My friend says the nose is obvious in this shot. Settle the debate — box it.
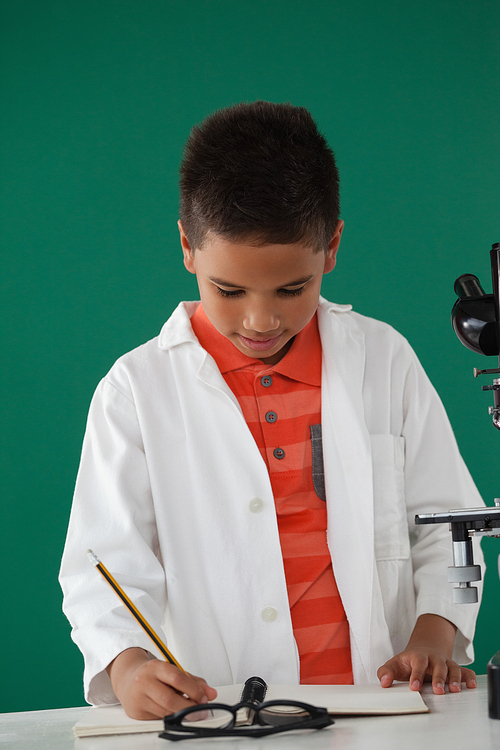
[242,301,280,333]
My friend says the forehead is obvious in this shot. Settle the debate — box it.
[197,233,324,286]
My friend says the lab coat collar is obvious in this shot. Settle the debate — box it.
[157,301,201,350]
[157,301,244,409]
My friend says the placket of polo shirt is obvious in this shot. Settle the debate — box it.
[256,371,286,464]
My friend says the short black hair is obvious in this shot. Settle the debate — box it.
[179,101,340,252]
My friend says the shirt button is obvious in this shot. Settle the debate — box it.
[273,447,285,460]
[265,411,277,423]
[249,497,264,513]
[261,607,277,622]
[261,375,273,387]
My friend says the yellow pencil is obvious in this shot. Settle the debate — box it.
[86,549,186,673]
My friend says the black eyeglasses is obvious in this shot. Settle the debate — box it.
[160,698,334,741]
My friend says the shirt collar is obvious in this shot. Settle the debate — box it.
[191,304,322,386]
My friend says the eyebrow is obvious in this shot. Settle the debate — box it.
[208,275,315,289]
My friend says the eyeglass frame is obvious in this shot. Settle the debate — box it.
[159,698,334,741]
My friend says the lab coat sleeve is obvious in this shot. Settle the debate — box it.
[401,347,485,663]
[59,377,168,705]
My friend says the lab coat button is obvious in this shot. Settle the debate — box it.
[273,447,285,460]
[261,376,273,387]
[265,411,277,423]
[261,607,277,622]
[249,497,264,513]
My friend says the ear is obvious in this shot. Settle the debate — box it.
[178,220,196,274]
[323,219,344,275]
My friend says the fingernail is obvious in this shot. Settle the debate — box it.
[411,680,421,690]
[451,682,461,691]
[435,682,445,693]
[200,696,208,704]
[381,675,391,687]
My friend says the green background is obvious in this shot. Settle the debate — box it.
[1,0,499,713]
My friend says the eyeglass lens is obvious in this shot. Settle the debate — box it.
[176,703,314,729]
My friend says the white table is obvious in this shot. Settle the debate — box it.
[1,677,499,750]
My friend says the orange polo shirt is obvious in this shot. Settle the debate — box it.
[191,304,353,684]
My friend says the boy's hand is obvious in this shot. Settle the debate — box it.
[377,614,477,695]
[377,647,477,694]
[107,647,218,720]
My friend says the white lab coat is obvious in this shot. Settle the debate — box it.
[59,297,484,705]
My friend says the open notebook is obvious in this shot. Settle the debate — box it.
[73,682,429,737]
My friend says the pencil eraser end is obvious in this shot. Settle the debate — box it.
[86,549,99,566]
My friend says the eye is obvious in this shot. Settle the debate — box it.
[278,286,305,297]
[215,286,244,298]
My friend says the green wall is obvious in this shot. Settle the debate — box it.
[1,0,499,713]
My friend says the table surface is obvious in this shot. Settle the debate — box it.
[1,676,499,750]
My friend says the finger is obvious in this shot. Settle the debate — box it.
[127,694,184,721]
[152,663,212,705]
[120,680,194,721]
[123,697,164,722]
[377,655,414,686]
[377,663,396,688]
[448,662,477,693]
[146,681,205,718]
[128,662,211,719]
[132,687,199,720]
[136,669,213,719]
[190,674,218,701]
[447,661,463,693]
[428,658,448,695]
[408,655,429,692]
[460,666,477,690]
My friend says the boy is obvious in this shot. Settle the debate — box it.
[60,101,484,720]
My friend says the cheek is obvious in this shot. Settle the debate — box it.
[204,296,239,333]
[292,292,319,324]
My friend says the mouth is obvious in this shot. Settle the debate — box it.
[238,333,282,352]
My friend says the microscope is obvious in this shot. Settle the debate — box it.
[415,242,500,719]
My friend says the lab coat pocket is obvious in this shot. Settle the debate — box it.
[370,434,410,560]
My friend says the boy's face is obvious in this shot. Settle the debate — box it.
[179,221,343,365]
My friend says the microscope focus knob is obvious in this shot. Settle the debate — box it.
[448,565,481,604]
[452,586,479,604]
[447,565,482,583]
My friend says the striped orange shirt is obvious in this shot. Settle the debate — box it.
[191,304,353,684]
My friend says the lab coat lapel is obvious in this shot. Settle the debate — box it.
[318,301,377,682]
[160,301,244,412]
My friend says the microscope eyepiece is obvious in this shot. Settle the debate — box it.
[454,274,487,299]
[452,273,498,356]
